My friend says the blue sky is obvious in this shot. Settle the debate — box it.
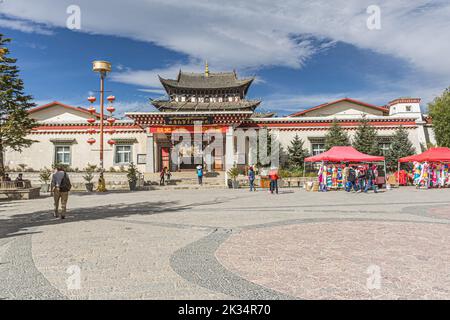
[1,1,449,117]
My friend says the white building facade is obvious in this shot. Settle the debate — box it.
[4,97,435,175]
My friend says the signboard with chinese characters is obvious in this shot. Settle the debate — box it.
[164,116,213,126]
[150,126,227,134]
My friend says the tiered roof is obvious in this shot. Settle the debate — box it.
[159,70,254,92]
[152,100,261,112]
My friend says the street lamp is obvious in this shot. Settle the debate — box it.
[86,60,116,192]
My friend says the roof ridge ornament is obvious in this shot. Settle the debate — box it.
[205,60,209,77]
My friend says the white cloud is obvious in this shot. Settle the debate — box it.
[0,17,53,35]
[1,0,449,75]
[1,0,449,114]
[137,88,167,95]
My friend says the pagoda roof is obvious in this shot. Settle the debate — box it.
[151,100,261,112]
[159,71,254,92]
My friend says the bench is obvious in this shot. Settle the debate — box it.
[0,180,41,200]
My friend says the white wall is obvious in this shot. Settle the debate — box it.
[5,131,148,172]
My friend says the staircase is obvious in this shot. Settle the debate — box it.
[143,171,226,190]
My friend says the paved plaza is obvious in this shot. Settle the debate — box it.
[1,187,449,300]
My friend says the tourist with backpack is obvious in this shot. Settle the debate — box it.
[346,166,358,192]
[51,166,71,219]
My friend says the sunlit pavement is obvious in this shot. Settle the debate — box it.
[1,187,449,299]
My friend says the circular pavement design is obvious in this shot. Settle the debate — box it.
[215,221,450,299]
[427,207,450,220]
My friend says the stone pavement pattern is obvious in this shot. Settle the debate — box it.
[0,187,449,299]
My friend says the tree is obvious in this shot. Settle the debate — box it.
[353,115,379,155]
[324,119,350,150]
[0,34,36,178]
[428,87,450,148]
[385,126,415,171]
[287,134,309,168]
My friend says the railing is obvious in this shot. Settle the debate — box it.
[0,180,32,190]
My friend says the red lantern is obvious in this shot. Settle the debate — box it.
[107,139,116,145]
[87,128,96,135]
[87,138,96,145]
[107,129,116,135]
[87,118,96,124]
[88,96,96,103]
[107,117,116,124]
[88,106,96,113]
[107,95,116,102]
[106,106,116,113]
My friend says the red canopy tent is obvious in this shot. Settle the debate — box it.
[399,147,450,163]
[305,146,385,163]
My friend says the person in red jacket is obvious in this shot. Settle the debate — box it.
[268,168,279,194]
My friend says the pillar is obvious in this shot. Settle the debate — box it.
[225,126,235,184]
[415,118,429,152]
[145,132,155,173]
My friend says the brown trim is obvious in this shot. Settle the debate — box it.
[288,98,389,117]
[29,101,102,118]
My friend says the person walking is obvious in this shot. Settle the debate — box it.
[343,164,350,187]
[165,168,172,184]
[346,166,357,192]
[51,166,71,219]
[248,166,256,191]
[356,166,366,193]
[268,168,279,194]
[364,164,379,193]
[160,167,166,185]
[197,165,203,185]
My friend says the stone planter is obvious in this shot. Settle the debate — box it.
[232,180,240,189]
[85,182,94,192]
[40,183,50,193]
[129,180,137,191]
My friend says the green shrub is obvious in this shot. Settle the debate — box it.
[227,166,239,180]
[126,162,139,182]
[83,164,97,183]
[39,167,52,184]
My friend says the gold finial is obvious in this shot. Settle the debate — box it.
[205,60,209,77]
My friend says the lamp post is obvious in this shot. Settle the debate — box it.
[87,60,116,192]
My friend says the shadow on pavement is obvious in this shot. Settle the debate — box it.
[0,200,183,241]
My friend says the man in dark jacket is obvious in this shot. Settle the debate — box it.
[346,166,358,192]
[364,165,379,193]
[51,166,71,219]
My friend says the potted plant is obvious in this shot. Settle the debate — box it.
[227,166,240,189]
[83,164,97,192]
[39,167,52,192]
[126,162,139,191]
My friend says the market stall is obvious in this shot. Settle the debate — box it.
[399,147,450,188]
[304,146,386,191]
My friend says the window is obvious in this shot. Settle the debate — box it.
[312,143,325,156]
[115,145,132,164]
[378,142,391,155]
[406,105,412,112]
[55,146,71,165]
